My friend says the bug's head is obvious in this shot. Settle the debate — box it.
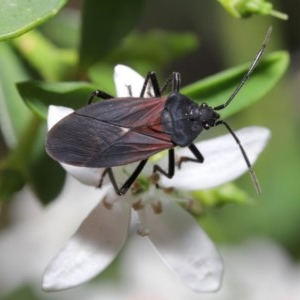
[198,103,220,130]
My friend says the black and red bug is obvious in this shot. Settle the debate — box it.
[46,27,272,195]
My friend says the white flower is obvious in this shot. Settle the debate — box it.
[42,65,270,293]
[2,194,300,300]
[84,238,300,300]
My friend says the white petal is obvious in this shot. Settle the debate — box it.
[160,126,270,190]
[60,164,105,187]
[137,199,223,292]
[114,64,152,97]
[47,105,73,130]
[0,176,102,295]
[42,199,131,291]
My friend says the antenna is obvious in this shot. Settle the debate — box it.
[214,26,272,111]
[216,120,262,194]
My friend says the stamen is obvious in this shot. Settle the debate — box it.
[103,197,113,209]
[148,172,160,184]
[137,227,150,237]
[162,187,174,194]
[152,201,163,214]
[132,199,144,210]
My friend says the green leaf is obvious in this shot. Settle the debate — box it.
[88,63,115,95]
[79,0,145,70]
[0,0,68,41]
[0,115,66,203]
[12,30,77,81]
[18,52,289,122]
[181,51,289,118]
[0,43,32,148]
[17,81,98,120]
[19,118,66,204]
[0,168,25,201]
[0,116,41,202]
[30,154,66,205]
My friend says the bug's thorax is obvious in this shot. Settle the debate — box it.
[162,93,220,147]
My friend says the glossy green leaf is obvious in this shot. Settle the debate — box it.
[79,0,145,69]
[17,81,98,120]
[181,51,289,118]
[0,0,68,41]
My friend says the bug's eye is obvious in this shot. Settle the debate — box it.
[203,122,210,130]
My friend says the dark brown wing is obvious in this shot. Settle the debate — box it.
[46,97,174,167]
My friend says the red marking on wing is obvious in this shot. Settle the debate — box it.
[46,97,175,167]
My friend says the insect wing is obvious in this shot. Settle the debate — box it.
[76,97,163,127]
[46,97,174,167]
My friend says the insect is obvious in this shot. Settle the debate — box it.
[46,27,272,196]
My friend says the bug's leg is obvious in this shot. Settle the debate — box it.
[153,149,175,179]
[139,71,181,98]
[118,159,148,195]
[160,72,181,94]
[88,90,114,104]
[98,168,117,192]
[140,72,161,97]
[99,160,148,196]
[177,143,204,168]
[126,85,133,97]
